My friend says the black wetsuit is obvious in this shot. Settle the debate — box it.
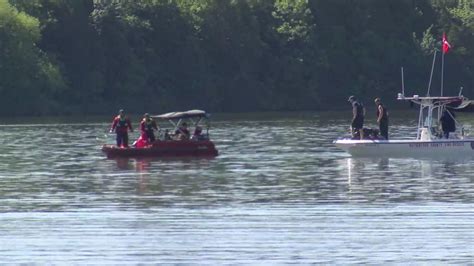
[352,101,364,130]
[440,110,455,138]
[376,103,389,140]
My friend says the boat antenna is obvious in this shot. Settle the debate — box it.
[427,50,437,96]
[459,86,463,96]
[401,67,405,96]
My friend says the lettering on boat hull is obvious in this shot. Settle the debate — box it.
[409,142,465,148]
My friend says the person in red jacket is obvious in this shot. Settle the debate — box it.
[140,113,158,143]
[110,109,133,147]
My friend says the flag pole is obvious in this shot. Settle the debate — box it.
[441,48,445,97]
[441,32,451,96]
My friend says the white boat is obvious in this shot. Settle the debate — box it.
[335,43,474,158]
[333,94,474,158]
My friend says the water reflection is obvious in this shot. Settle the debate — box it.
[344,157,474,203]
[114,158,135,170]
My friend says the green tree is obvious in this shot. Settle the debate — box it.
[0,0,64,115]
[2,0,474,115]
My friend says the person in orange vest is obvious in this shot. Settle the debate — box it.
[109,109,133,147]
[140,113,158,143]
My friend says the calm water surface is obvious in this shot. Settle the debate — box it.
[0,112,472,264]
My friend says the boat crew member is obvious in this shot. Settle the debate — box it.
[374,97,389,140]
[175,122,190,140]
[110,109,133,148]
[440,109,456,139]
[140,113,158,143]
[348,96,365,139]
[191,126,205,141]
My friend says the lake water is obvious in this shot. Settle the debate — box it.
[0,112,472,264]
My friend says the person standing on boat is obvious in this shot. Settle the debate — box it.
[110,109,133,148]
[348,96,365,139]
[440,109,456,139]
[140,113,158,143]
[374,97,389,140]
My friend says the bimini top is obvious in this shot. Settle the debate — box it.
[397,93,463,105]
[151,109,209,120]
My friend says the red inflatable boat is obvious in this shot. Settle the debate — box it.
[102,110,219,158]
[101,140,218,158]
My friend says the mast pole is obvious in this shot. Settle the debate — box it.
[427,50,437,96]
[417,104,423,139]
[401,67,405,96]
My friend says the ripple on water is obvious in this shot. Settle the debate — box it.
[0,113,472,263]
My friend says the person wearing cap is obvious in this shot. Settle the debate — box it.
[348,96,365,139]
[110,109,133,148]
[140,113,158,143]
[374,97,389,140]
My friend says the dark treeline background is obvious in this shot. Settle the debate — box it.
[1,0,473,116]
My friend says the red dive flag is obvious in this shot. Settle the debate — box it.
[442,32,451,53]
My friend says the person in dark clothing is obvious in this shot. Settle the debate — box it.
[110,109,133,147]
[374,97,389,140]
[440,109,456,139]
[175,122,190,140]
[140,113,158,143]
[348,95,365,139]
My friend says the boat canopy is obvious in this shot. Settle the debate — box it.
[397,94,463,102]
[151,109,209,120]
[448,98,473,112]
[397,94,463,106]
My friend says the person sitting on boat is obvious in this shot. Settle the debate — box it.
[348,96,365,139]
[374,97,389,140]
[191,126,207,141]
[109,109,133,148]
[163,129,172,140]
[140,113,158,143]
[175,122,190,140]
[440,109,456,139]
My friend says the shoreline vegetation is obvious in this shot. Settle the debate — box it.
[1,0,473,116]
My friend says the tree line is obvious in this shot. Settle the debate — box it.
[1,0,473,116]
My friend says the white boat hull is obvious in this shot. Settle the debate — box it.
[333,139,474,157]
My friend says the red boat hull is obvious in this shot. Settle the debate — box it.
[102,140,218,158]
